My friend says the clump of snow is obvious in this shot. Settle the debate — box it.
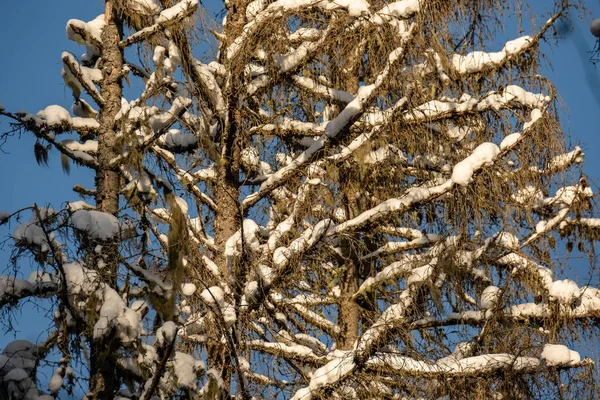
[72,210,120,240]
[48,368,64,393]
[172,195,189,215]
[452,36,532,73]
[181,283,197,296]
[172,351,205,389]
[63,262,99,296]
[0,340,40,399]
[494,231,519,249]
[156,321,177,346]
[374,0,420,23]
[225,219,262,263]
[72,99,97,118]
[2,367,39,399]
[125,0,161,15]
[360,144,406,165]
[155,0,198,24]
[548,185,592,207]
[67,15,103,43]
[2,340,37,373]
[523,108,542,131]
[200,286,225,306]
[13,212,59,253]
[444,123,473,141]
[246,0,267,21]
[480,286,501,309]
[149,97,192,133]
[37,105,72,127]
[451,142,500,186]
[541,344,580,366]
[158,129,198,151]
[336,0,369,16]
[67,201,95,212]
[241,147,260,170]
[548,279,580,304]
[535,220,547,234]
[407,264,434,286]
[27,271,56,285]
[60,139,98,153]
[199,286,236,326]
[500,133,521,150]
[258,264,274,285]
[291,351,355,400]
[579,287,600,311]
[66,14,105,60]
[334,207,346,221]
[151,208,170,224]
[93,287,143,343]
[512,186,544,207]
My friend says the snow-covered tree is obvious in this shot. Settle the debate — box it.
[1,0,600,398]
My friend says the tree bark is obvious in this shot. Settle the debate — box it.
[206,0,248,391]
[89,2,123,398]
[336,42,364,351]
[338,184,361,350]
[96,2,122,218]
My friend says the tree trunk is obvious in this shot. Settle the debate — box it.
[338,183,361,350]
[89,2,123,398]
[207,1,248,391]
[336,42,365,351]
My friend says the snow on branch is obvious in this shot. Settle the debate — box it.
[120,0,199,48]
[365,351,591,377]
[252,120,325,137]
[249,340,326,365]
[71,210,122,241]
[354,237,456,299]
[521,183,593,247]
[530,146,584,175]
[451,36,533,74]
[405,86,550,123]
[3,0,598,398]
[292,315,593,399]
[292,75,354,104]
[243,26,416,208]
[66,14,104,63]
[270,293,340,337]
[152,146,217,211]
[227,0,371,61]
[62,52,104,106]
[1,108,99,169]
[144,96,193,146]
[122,258,171,293]
[12,209,62,255]
[362,233,441,259]
[191,60,226,116]
[413,289,600,330]
[0,274,58,307]
[326,179,454,236]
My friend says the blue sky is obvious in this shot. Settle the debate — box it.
[1,0,600,384]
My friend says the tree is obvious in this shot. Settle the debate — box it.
[1,0,600,398]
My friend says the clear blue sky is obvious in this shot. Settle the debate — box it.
[1,0,600,384]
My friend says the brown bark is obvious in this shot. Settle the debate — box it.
[335,43,364,351]
[206,0,249,391]
[96,2,122,217]
[337,186,360,350]
[89,2,123,399]
[213,0,246,280]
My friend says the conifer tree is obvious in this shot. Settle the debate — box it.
[1,1,600,399]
